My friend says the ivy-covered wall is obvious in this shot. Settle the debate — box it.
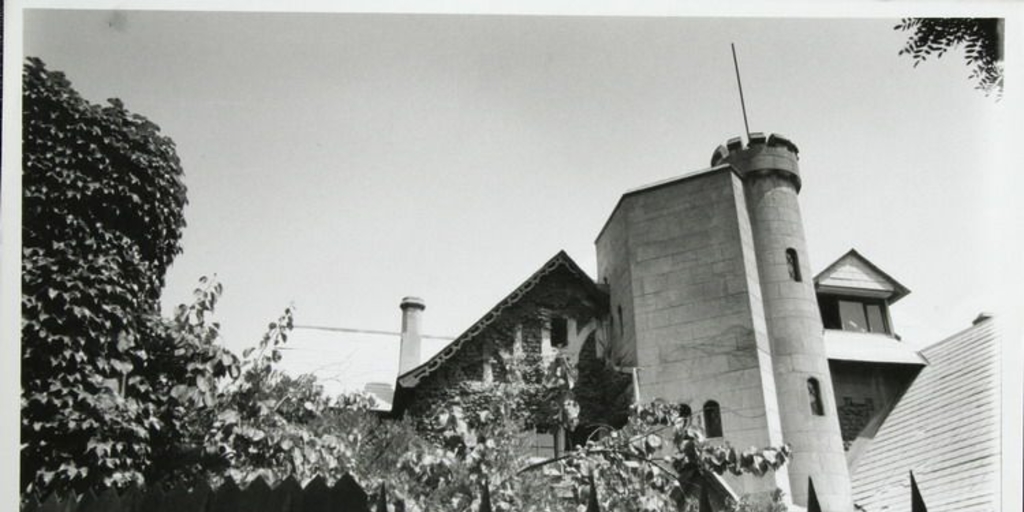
[401,264,613,435]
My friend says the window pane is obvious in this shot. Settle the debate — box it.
[866,304,887,334]
[839,301,869,332]
[808,378,824,416]
[819,296,841,329]
[786,248,802,282]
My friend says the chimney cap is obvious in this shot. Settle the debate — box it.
[400,296,426,311]
[973,312,993,325]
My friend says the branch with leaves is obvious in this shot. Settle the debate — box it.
[895,18,1003,97]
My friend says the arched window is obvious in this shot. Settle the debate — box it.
[808,378,824,416]
[786,248,802,282]
[703,401,723,438]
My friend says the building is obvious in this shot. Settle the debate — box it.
[284,133,1000,512]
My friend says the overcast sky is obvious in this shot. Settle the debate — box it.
[17,7,1020,389]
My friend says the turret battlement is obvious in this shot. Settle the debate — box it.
[711,132,802,191]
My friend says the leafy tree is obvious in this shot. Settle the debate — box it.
[895,18,1004,97]
[21,56,189,494]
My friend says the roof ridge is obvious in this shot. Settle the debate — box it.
[920,317,997,354]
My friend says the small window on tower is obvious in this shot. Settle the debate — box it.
[703,401,723,438]
[786,248,802,282]
[808,378,825,416]
[617,306,624,337]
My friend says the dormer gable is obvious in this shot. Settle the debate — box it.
[814,250,910,337]
[814,249,910,304]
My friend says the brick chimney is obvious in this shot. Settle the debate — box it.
[399,296,426,374]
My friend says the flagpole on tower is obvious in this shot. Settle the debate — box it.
[731,43,752,142]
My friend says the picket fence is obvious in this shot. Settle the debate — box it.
[19,472,636,512]
[20,472,928,512]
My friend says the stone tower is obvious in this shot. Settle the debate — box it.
[714,134,852,510]
[595,133,851,511]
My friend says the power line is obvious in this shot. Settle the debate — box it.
[293,324,456,340]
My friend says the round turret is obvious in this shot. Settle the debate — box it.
[722,133,854,512]
[711,132,802,192]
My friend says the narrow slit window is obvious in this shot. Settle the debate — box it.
[481,339,493,384]
[550,317,568,348]
[786,248,802,282]
[617,306,624,337]
[808,378,825,416]
[703,401,723,438]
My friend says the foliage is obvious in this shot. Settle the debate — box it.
[21,56,188,495]
[132,279,240,487]
[201,304,421,489]
[895,18,1003,97]
[573,336,633,435]
[391,351,577,511]
[725,489,789,512]
[544,401,790,512]
[390,349,791,512]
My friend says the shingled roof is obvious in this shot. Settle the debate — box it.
[849,315,1000,512]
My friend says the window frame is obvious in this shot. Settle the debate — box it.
[818,294,891,335]
[808,378,825,416]
[786,248,802,282]
[703,400,723,438]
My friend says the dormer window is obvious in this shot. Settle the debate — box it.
[813,249,909,337]
[819,295,890,334]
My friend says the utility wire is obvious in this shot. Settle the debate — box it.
[293,324,456,340]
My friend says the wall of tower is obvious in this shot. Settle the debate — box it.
[595,208,638,366]
[718,134,853,512]
[595,167,790,497]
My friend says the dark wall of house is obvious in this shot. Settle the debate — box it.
[829,361,921,449]
[402,266,607,426]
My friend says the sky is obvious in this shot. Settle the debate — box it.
[12,7,1022,392]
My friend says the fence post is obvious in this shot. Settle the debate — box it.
[910,471,928,512]
[375,483,387,512]
[698,482,711,512]
[806,477,821,512]
[333,474,369,512]
[478,483,492,512]
[21,492,41,512]
[586,475,600,512]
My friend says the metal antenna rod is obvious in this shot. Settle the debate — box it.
[731,43,751,141]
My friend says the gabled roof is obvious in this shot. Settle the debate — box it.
[814,249,911,303]
[849,316,1000,512]
[396,251,606,389]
